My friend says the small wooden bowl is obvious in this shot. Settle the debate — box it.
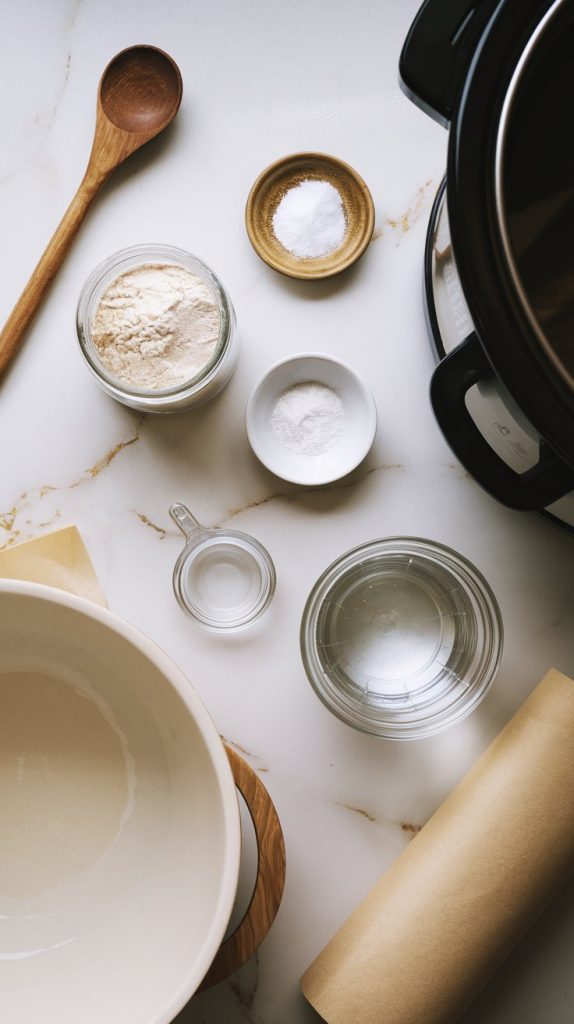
[245,153,375,280]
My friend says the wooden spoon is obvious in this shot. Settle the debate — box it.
[0,45,182,378]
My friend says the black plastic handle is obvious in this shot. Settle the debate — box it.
[430,333,574,510]
[399,0,503,126]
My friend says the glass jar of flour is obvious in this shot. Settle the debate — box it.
[76,245,237,413]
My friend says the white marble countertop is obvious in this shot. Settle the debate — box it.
[1,2,573,1021]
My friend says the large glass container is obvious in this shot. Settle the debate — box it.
[301,537,503,740]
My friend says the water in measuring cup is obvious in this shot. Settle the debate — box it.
[182,537,264,627]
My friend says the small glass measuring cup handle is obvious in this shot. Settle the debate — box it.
[169,502,206,540]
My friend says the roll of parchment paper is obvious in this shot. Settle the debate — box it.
[301,669,574,1024]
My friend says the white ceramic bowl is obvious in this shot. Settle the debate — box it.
[0,580,240,1024]
[246,353,377,485]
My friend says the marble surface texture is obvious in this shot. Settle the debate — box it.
[1,1,573,1022]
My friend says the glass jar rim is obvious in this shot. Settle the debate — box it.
[76,244,233,405]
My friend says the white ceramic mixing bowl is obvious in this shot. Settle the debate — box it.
[0,580,241,1024]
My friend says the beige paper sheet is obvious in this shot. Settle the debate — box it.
[301,668,574,1024]
[0,527,106,606]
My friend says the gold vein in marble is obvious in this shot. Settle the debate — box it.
[340,803,377,823]
[38,511,61,529]
[221,490,291,524]
[221,458,477,529]
[372,179,435,244]
[135,513,168,539]
[220,462,404,524]
[338,801,424,836]
[401,821,423,836]
[228,951,260,1017]
[72,426,142,484]
[0,419,142,549]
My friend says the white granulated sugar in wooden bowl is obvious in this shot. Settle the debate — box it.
[272,180,346,259]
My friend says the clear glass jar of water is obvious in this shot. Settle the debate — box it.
[300,537,503,740]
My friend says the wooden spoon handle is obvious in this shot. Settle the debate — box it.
[198,744,286,990]
[0,176,101,377]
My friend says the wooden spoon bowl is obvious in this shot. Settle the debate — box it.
[99,45,182,134]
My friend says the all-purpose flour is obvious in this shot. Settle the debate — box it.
[91,263,221,391]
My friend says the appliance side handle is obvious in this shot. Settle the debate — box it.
[399,0,503,126]
[430,334,574,510]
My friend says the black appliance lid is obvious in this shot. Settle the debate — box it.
[447,0,574,465]
[496,0,574,393]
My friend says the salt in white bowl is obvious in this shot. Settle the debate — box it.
[246,353,377,485]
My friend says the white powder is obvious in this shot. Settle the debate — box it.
[271,381,345,455]
[91,263,221,391]
[272,180,346,259]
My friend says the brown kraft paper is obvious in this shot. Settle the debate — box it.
[301,668,574,1024]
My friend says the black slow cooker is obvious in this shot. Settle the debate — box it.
[400,0,574,528]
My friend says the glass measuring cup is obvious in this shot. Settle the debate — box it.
[170,503,276,631]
